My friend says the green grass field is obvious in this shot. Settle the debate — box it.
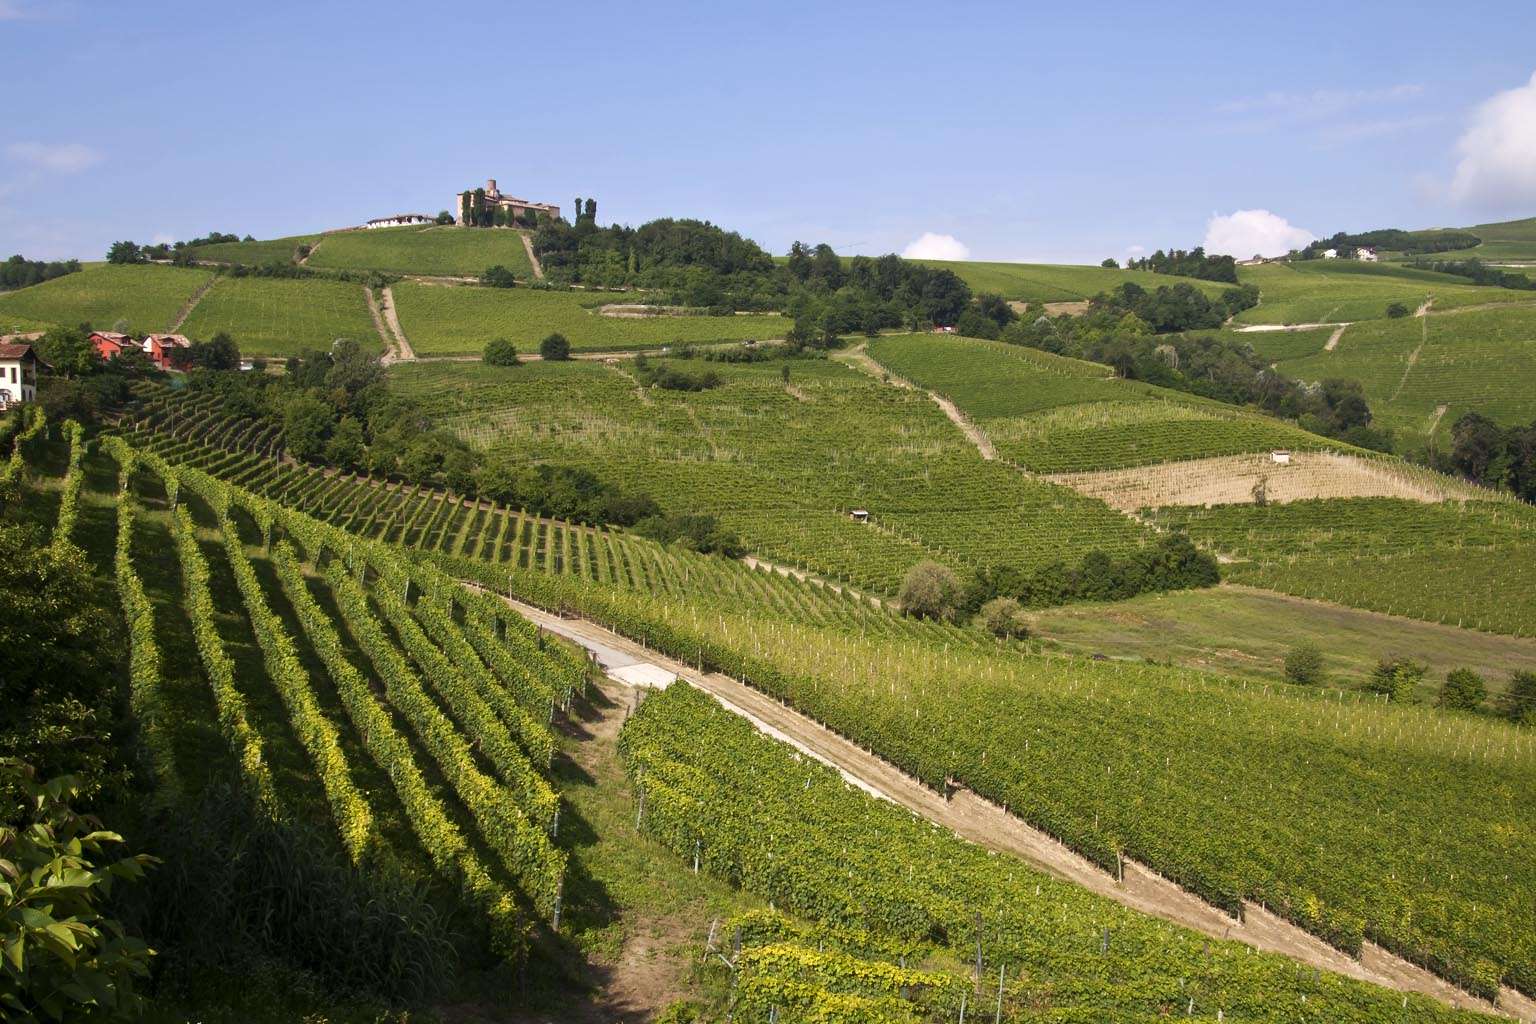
[1278,303,1536,448]
[1233,261,1529,326]
[307,226,534,278]
[914,259,1230,303]
[179,275,381,357]
[1150,497,1536,637]
[186,234,322,265]
[868,334,1343,471]
[392,283,788,355]
[388,356,1156,591]
[0,264,213,335]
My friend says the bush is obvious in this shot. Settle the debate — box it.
[899,560,962,621]
[483,337,519,366]
[1502,670,1536,725]
[1283,642,1325,685]
[1438,668,1486,712]
[1386,302,1410,319]
[539,332,572,361]
[978,596,1029,639]
[1366,656,1426,702]
[480,264,516,288]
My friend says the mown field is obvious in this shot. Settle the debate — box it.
[1232,261,1529,326]
[179,275,380,357]
[913,259,1230,303]
[1150,497,1536,637]
[1279,303,1536,448]
[388,356,1156,591]
[186,233,322,265]
[307,226,534,278]
[0,263,213,334]
[392,283,788,355]
[868,334,1343,471]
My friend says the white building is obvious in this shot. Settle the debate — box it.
[0,341,43,408]
[365,213,434,229]
[1356,247,1379,262]
[1322,248,1338,259]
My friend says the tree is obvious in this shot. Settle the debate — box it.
[899,560,962,621]
[282,394,335,462]
[34,326,99,377]
[1283,642,1324,685]
[540,333,572,361]
[584,198,597,222]
[435,210,454,225]
[1101,258,1119,269]
[480,264,516,288]
[0,761,156,1022]
[193,332,241,371]
[323,415,366,470]
[1366,656,1426,702]
[483,337,520,366]
[1438,668,1486,712]
[1501,670,1536,725]
[1386,302,1410,319]
[105,240,144,265]
[979,596,1029,639]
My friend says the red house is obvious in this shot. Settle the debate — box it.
[142,333,192,370]
[90,331,132,362]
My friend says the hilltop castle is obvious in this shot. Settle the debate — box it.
[456,179,560,227]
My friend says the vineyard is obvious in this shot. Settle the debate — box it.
[867,334,1344,472]
[0,263,214,334]
[179,274,381,356]
[1231,261,1527,326]
[1149,497,1536,637]
[13,423,585,967]
[912,259,1229,303]
[392,283,789,355]
[306,225,537,278]
[622,682,1501,1023]
[185,233,323,265]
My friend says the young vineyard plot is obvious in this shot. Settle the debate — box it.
[179,275,380,357]
[307,225,535,278]
[0,263,214,334]
[911,259,1230,303]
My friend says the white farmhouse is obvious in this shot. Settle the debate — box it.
[366,213,434,229]
[1356,247,1379,262]
[1322,248,1338,259]
[0,341,43,408]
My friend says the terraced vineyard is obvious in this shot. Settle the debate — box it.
[1232,261,1527,326]
[392,283,788,355]
[306,225,535,278]
[868,334,1343,471]
[624,683,1503,1023]
[1149,497,1536,637]
[17,427,585,966]
[0,263,214,334]
[179,274,380,356]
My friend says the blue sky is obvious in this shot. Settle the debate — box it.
[4,0,1536,263]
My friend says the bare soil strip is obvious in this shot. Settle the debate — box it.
[1324,323,1348,351]
[494,593,1530,1020]
[167,277,218,332]
[520,231,544,280]
[377,285,415,363]
[364,286,397,362]
[298,238,321,265]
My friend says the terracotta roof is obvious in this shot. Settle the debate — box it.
[0,343,37,360]
[91,331,131,342]
[144,333,192,348]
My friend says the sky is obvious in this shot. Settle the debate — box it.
[4,0,1536,264]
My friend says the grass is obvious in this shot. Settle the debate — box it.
[179,275,380,356]
[0,311,57,334]
[868,333,1345,471]
[308,225,534,278]
[0,264,213,334]
[912,259,1230,303]
[388,356,1157,592]
[1233,261,1530,326]
[393,282,788,355]
[1027,583,1536,699]
[186,234,322,265]
[1412,215,1536,263]
[1225,324,1338,361]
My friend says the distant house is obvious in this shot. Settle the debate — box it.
[849,508,870,523]
[366,213,434,229]
[1321,248,1338,260]
[142,333,192,370]
[1270,450,1292,465]
[91,331,132,361]
[0,342,44,408]
[1356,247,1379,262]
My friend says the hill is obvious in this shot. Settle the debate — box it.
[910,258,1230,303]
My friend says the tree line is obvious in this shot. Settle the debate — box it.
[1410,258,1536,291]
[1283,643,1536,723]
[1299,228,1481,258]
[1,253,80,291]
[1124,246,1239,283]
[1434,412,1536,502]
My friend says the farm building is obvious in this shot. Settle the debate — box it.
[456,179,560,227]
[1356,246,1379,262]
[142,333,192,370]
[1322,248,1338,259]
[0,342,44,408]
[90,331,132,361]
[1270,450,1292,465]
[849,508,870,523]
[366,213,434,229]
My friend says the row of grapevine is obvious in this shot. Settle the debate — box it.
[622,683,1497,1023]
[0,404,47,498]
[51,419,85,546]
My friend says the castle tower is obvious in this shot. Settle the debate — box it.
[486,178,499,199]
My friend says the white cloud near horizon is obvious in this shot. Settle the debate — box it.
[901,232,970,261]
[1448,71,1536,209]
[1201,210,1314,259]
[6,141,102,174]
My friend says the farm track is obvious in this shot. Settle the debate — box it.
[493,592,1533,1021]
[1391,309,1431,403]
[521,232,544,280]
[298,238,321,265]
[167,276,218,332]
[838,343,998,460]
[377,286,415,363]
[1324,323,1348,351]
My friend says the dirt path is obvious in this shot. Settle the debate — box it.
[1416,298,1435,318]
[298,238,321,266]
[167,277,218,332]
[1427,403,1450,437]
[838,343,998,460]
[364,286,397,362]
[521,232,544,280]
[1391,310,1430,402]
[1323,323,1348,351]
[377,286,415,363]
[1233,321,1349,333]
[493,593,1532,1021]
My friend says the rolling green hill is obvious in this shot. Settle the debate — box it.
[1232,261,1530,325]
[1404,216,1536,263]
[308,225,535,278]
[0,263,213,334]
[913,258,1229,303]
[180,275,380,357]
[185,233,322,264]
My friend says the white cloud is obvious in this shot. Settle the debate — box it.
[1448,71,1536,209]
[1201,210,1314,259]
[6,141,102,174]
[901,232,970,261]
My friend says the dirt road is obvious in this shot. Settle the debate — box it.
[496,593,1532,1021]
